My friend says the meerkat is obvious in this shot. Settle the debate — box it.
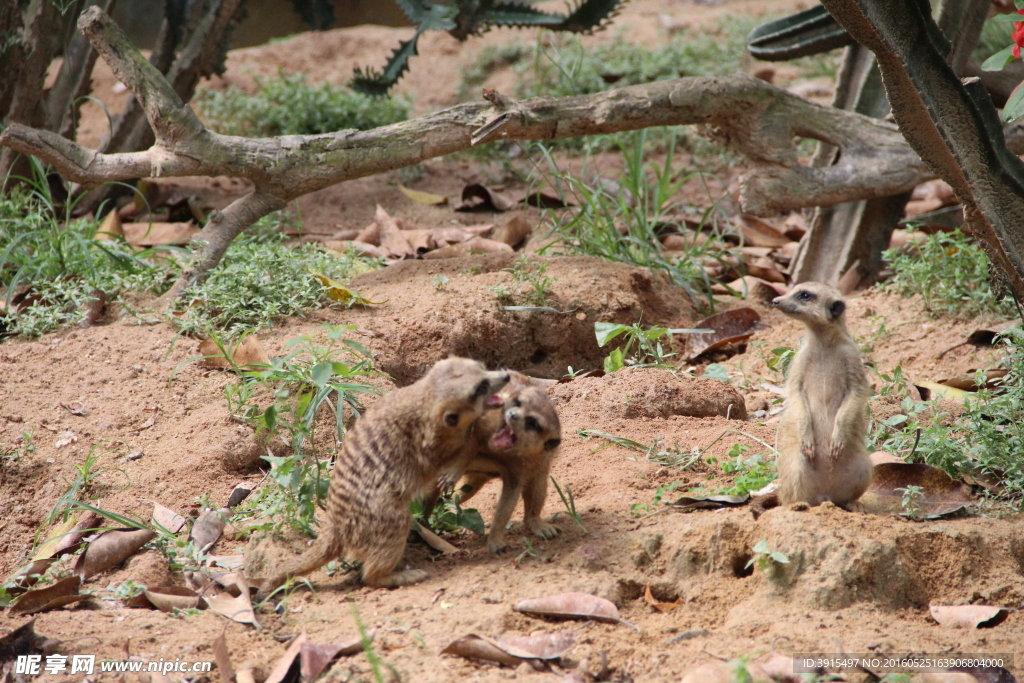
[772,282,872,508]
[256,358,510,600]
[454,372,562,553]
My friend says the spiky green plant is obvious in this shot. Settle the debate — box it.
[351,0,625,95]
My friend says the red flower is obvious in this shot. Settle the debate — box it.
[1014,8,1024,59]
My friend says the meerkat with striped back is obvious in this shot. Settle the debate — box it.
[256,358,509,599]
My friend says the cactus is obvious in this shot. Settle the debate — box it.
[351,0,626,96]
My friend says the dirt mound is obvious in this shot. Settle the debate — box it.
[551,367,747,420]
[334,254,697,384]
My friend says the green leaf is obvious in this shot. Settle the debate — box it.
[594,321,628,347]
[457,508,486,535]
[769,551,790,564]
[751,539,770,554]
[989,12,1024,21]
[703,363,730,383]
[604,348,624,373]
[264,404,277,433]
[1004,80,1024,122]
[884,414,908,427]
[981,44,1016,72]
[311,362,333,390]
[642,326,668,341]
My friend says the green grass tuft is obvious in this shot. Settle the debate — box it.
[194,71,409,137]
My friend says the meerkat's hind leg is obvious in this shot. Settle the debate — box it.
[522,466,559,540]
[358,514,429,588]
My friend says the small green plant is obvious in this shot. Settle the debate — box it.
[44,449,129,533]
[764,345,795,382]
[170,220,380,340]
[896,484,926,519]
[432,273,450,290]
[629,481,684,517]
[882,229,1016,319]
[0,171,178,338]
[579,429,700,470]
[746,539,790,572]
[706,444,777,496]
[551,477,586,531]
[227,326,381,534]
[594,321,676,372]
[538,129,732,309]
[489,255,554,306]
[411,494,485,536]
[350,599,396,683]
[109,580,146,600]
[194,71,409,137]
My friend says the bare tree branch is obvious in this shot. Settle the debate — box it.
[3,6,1021,299]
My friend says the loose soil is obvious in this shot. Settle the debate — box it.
[4,1,1024,682]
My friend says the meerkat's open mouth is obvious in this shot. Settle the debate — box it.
[485,394,504,409]
[490,421,517,450]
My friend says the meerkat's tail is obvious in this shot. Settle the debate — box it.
[256,526,344,601]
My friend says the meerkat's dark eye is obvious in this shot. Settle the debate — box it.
[544,438,561,451]
[525,416,540,431]
[512,398,521,408]
[798,291,813,301]
[445,413,460,427]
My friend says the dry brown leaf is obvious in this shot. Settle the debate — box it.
[643,583,681,613]
[423,237,513,259]
[412,522,459,554]
[492,215,532,247]
[213,632,234,683]
[514,592,634,629]
[374,205,415,259]
[937,320,1020,359]
[152,502,187,534]
[32,513,91,562]
[265,633,306,683]
[128,586,205,612]
[458,183,516,212]
[443,634,523,667]
[124,221,198,246]
[355,221,381,246]
[190,508,230,553]
[75,527,156,579]
[860,463,972,518]
[206,575,258,626]
[95,211,124,240]
[687,307,770,361]
[398,184,447,205]
[520,190,574,209]
[208,555,246,571]
[937,368,1008,392]
[59,400,88,416]
[711,276,786,303]
[736,215,791,248]
[869,451,903,466]
[10,576,88,616]
[929,604,1009,628]
[198,336,271,371]
[300,634,369,681]
[404,230,436,255]
[227,484,252,509]
[670,494,749,512]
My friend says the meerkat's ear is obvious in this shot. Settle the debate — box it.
[544,438,561,451]
[829,299,846,319]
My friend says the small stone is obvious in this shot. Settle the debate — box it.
[665,628,710,645]
[126,451,144,461]
[481,594,502,604]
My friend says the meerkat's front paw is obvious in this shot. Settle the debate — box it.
[801,441,816,462]
[828,437,844,461]
[528,520,560,540]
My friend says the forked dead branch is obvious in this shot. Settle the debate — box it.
[2,6,1022,302]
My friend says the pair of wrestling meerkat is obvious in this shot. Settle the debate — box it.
[257,360,561,599]
[773,282,872,508]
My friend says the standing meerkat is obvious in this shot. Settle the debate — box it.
[256,358,510,600]
[444,371,562,553]
[772,282,872,508]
